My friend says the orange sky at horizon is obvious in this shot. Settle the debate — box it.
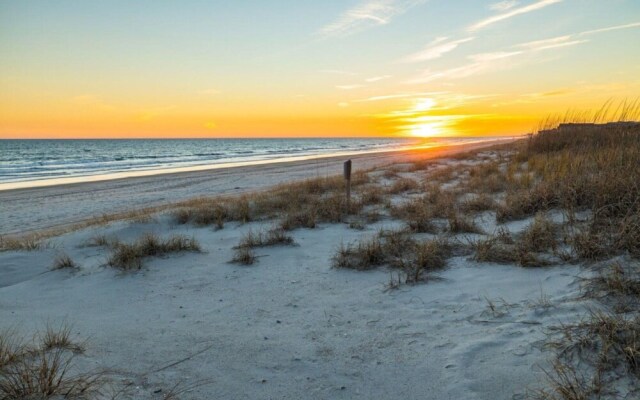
[1,1,639,139]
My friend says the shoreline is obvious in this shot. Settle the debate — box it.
[0,138,518,235]
[0,137,514,191]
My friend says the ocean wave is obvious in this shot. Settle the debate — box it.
[0,137,486,184]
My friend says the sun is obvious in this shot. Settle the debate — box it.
[409,122,443,137]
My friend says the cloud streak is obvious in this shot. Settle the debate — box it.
[317,0,426,38]
[405,19,640,84]
[356,92,448,102]
[468,0,562,32]
[578,21,640,36]
[401,37,475,63]
[516,35,588,51]
[406,34,584,84]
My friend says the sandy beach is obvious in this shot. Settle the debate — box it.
[3,1,639,398]
[6,132,632,399]
[0,139,513,235]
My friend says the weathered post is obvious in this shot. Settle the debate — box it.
[343,159,352,213]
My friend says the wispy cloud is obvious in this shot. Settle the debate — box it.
[407,52,522,84]
[524,88,573,98]
[356,92,448,102]
[317,0,426,38]
[365,75,393,82]
[516,35,587,51]
[512,20,640,52]
[578,21,640,36]
[490,1,519,11]
[468,51,523,62]
[401,37,474,63]
[468,0,562,32]
[407,21,634,84]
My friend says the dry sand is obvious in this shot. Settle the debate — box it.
[0,138,594,399]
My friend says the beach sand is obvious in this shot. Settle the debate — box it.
[0,139,513,234]
[0,138,596,399]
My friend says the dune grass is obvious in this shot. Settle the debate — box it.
[0,235,44,252]
[51,253,78,271]
[107,233,201,270]
[0,325,101,399]
[333,229,453,286]
[519,102,640,397]
[235,227,295,249]
[231,246,257,265]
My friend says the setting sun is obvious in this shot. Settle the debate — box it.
[1,1,639,138]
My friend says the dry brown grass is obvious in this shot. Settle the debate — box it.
[390,185,457,233]
[0,326,101,399]
[499,119,640,231]
[334,230,453,285]
[279,209,317,231]
[391,200,437,233]
[107,233,201,270]
[472,235,546,267]
[358,184,386,206]
[586,262,640,303]
[529,359,601,400]
[82,234,115,248]
[387,177,419,194]
[447,213,482,234]
[519,105,640,397]
[472,236,520,264]
[231,246,257,265]
[235,227,295,249]
[572,211,640,260]
[51,254,78,271]
[0,235,44,252]
[173,202,227,229]
[402,238,452,283]
[40,324,85,354]
[408,159,436,172]
[332,236,385,271]
[426,165,458,183]
[459,194,497,213]
[230,227,294,265]
[519,214,557,253]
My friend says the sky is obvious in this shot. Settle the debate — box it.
[1,0,639,138]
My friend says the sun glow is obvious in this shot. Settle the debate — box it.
[408,122,444,137]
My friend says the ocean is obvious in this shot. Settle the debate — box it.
[0,137,500,186]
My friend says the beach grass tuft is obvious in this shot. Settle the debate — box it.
[107,233,201,270]
[231,246,257,265]
[0,325,101,399]
[51,253,78,271]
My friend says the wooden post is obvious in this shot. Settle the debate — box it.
[343,159,352,213]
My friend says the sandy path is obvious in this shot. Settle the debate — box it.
[0,140,515,234]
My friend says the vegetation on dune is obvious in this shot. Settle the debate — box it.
[518,102,640,398]
[51,253,78,271]
[0,325,101,399]
[107,233,201,270]
[332,229,453,286]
